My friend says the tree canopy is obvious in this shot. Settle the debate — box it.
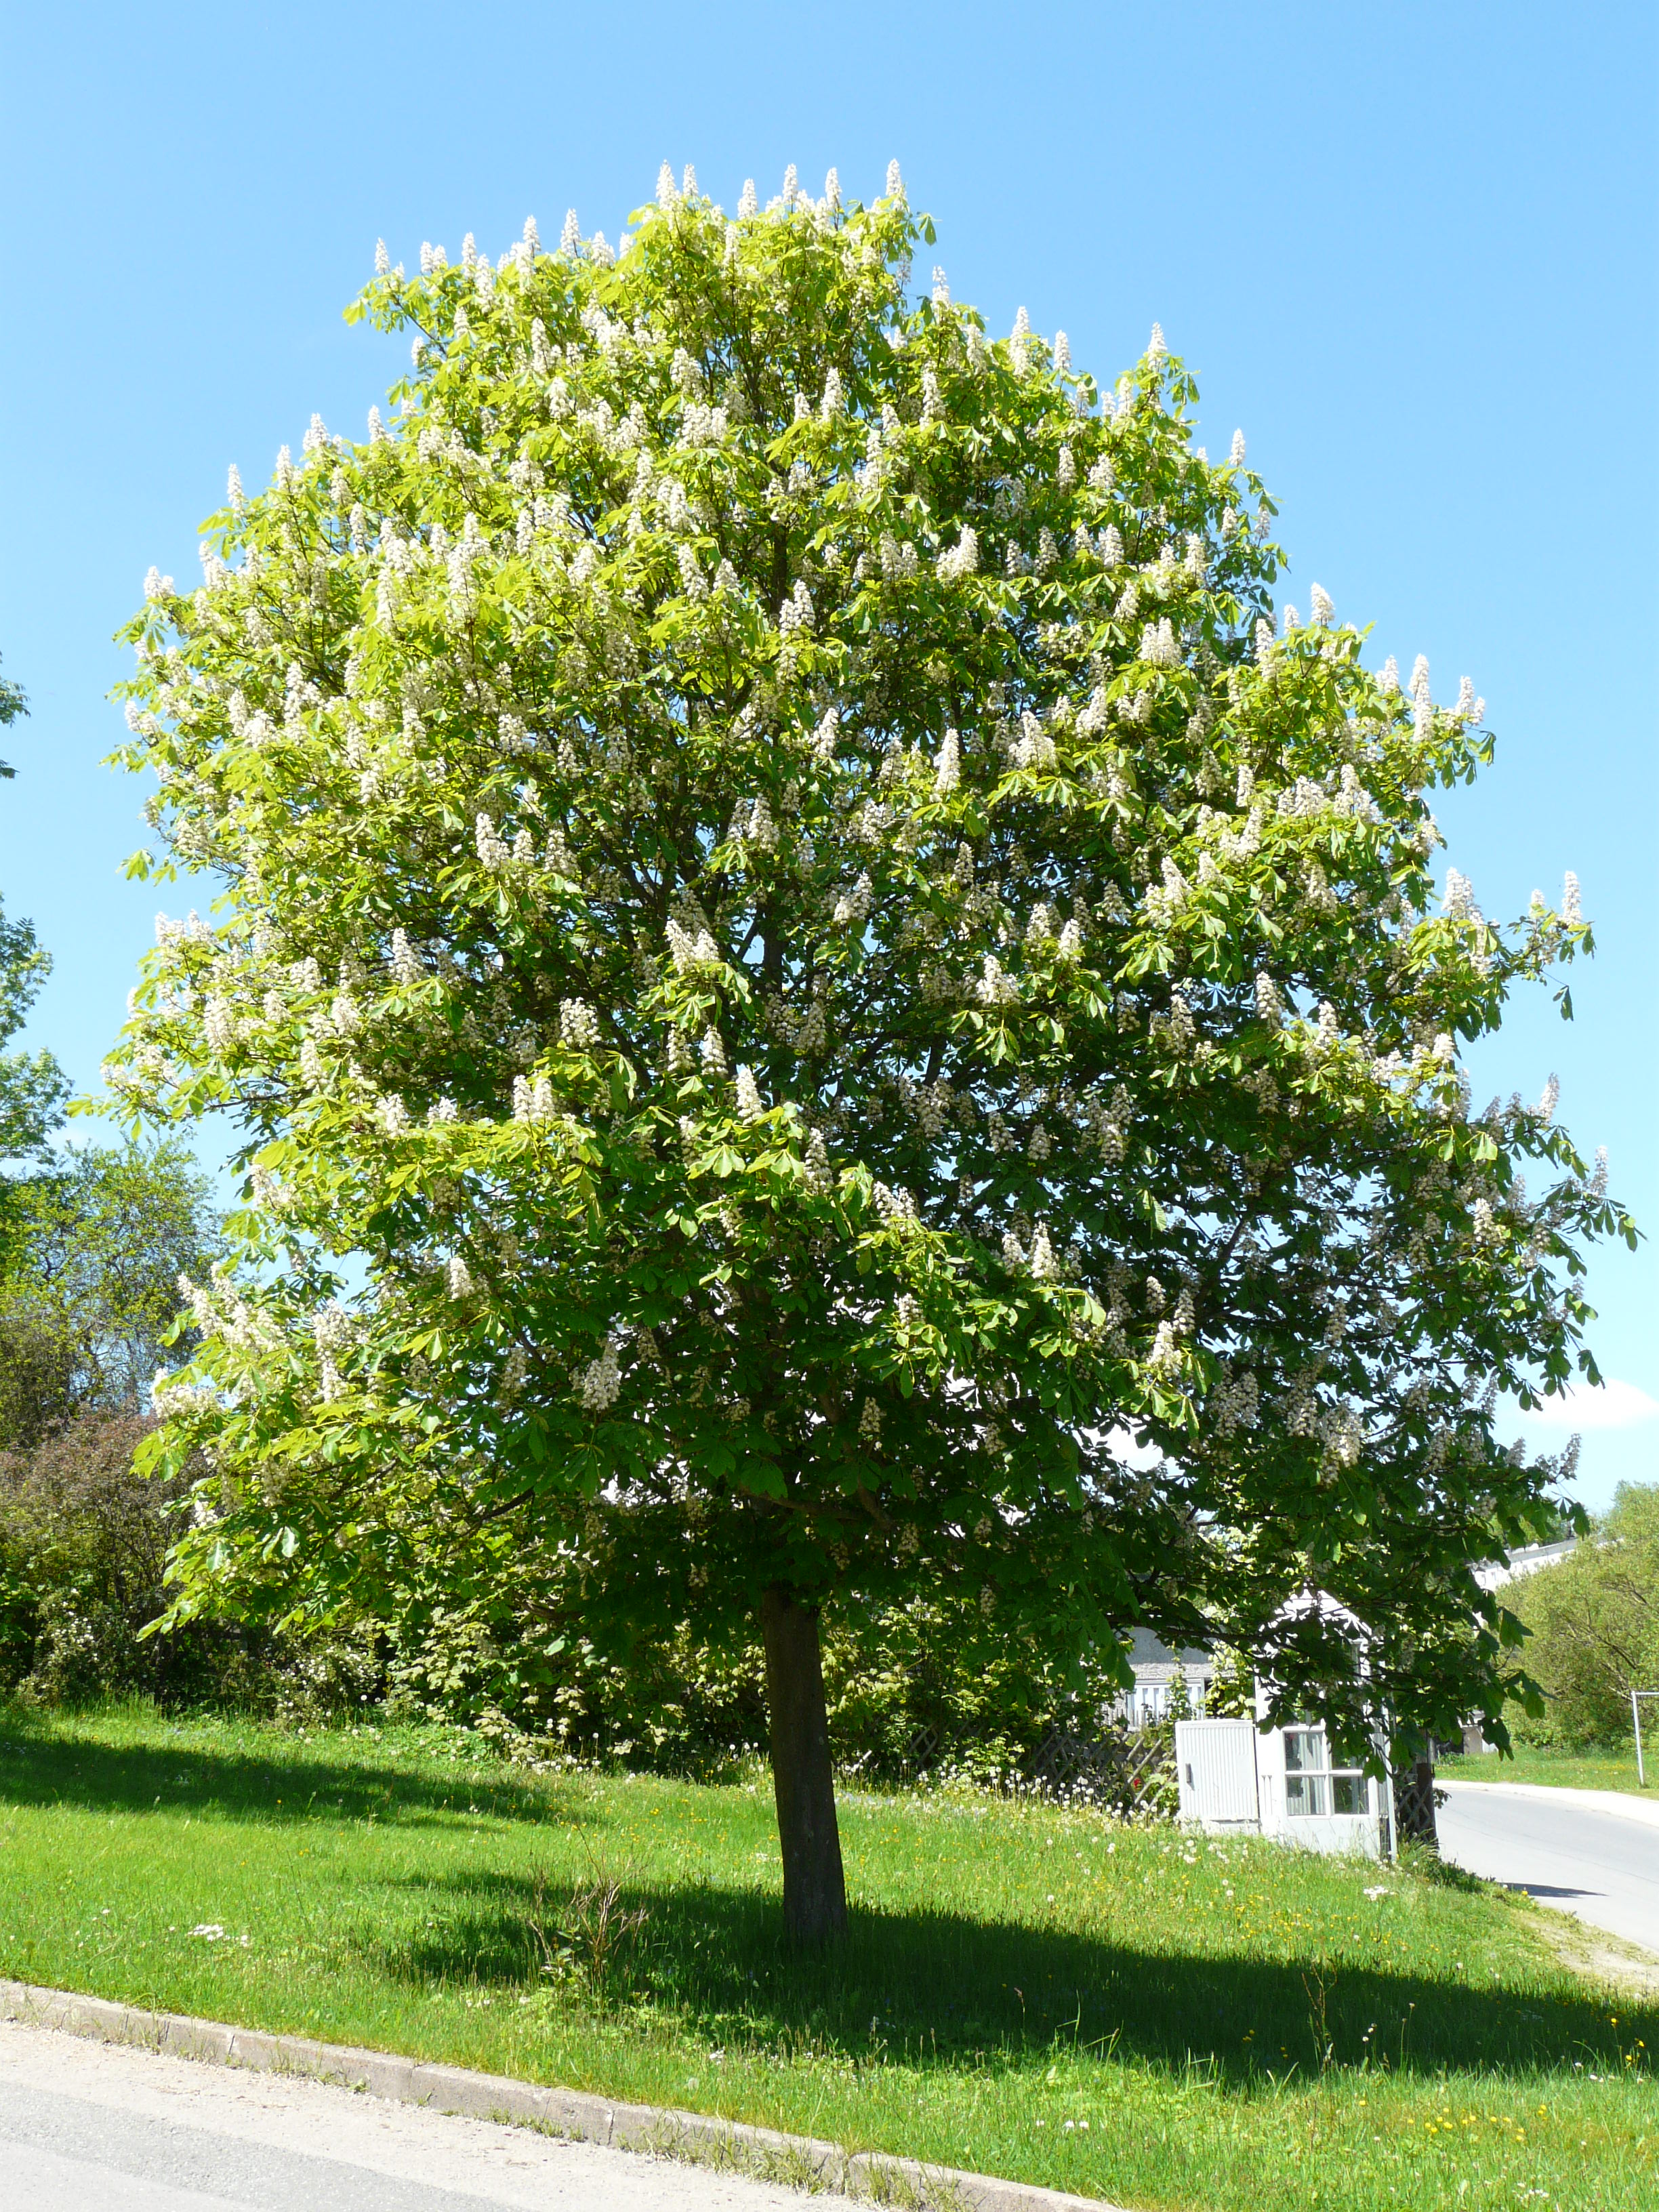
[1505,1486,1659,1746]
[0,1141,222,1448]
[108,162,1629,1934]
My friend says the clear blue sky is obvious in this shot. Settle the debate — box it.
[0,1,1652,1509]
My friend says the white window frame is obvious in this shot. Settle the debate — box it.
[1282,1725,1370,1818]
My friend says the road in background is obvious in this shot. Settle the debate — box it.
[1437,1781,1659,1956]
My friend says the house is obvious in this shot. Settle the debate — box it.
[1472,1536,1577,1591]
[1116,1629,1213,1725]
[1174,1687,1393,1859]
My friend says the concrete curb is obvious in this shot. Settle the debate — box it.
[0,1978,1128,2212]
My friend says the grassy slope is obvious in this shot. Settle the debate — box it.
[1439,1744,1654,1797]
[0,1706,1652,2212]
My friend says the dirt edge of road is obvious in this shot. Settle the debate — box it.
[0,1977,1122,2212]
[1533,1917,1659,1999]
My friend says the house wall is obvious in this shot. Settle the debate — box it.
[1177,1705,1391,1860]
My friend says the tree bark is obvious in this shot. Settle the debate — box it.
[761,1584,848,1944]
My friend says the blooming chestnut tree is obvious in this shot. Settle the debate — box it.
[111,161,1626,1940]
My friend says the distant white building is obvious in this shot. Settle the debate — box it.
[1117,1629,1213,1725]
[1472,1537,1577,1591]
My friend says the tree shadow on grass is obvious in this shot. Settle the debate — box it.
[367,1866,1658,2089]
[0,1706,592,1833]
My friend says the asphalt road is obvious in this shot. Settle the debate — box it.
[0,2019,857,2212]
[1437,1780,1659,1954]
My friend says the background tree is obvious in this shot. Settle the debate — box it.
[0,644,26,771]
[0,1141,222,1447]
[0,640,75,1400]
[0,652,70,1214]
[1503,1484,1659,1747]
[108,163,1627,1941]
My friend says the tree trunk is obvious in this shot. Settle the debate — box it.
[761,1584,848,1944]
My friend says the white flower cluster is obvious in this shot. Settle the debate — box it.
[512,1072,556,1123]
[1139,617,1180,668]
[936,528,979,580]
[559,998,600,1048]
[1212,1368,1259,1434]
[1012,712,1057,771]
[871,1181,919,1229]
[579,1335,623,1412]
[475,813,512,869]
[152,1374,218,1420]
[977,954,1019,1007]
[313,1300,356,1401]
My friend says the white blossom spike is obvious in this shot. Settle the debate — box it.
[885,159,903,200]
[374,239,390,275]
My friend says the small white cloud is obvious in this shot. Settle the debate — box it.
[1523,1379,1659,1432]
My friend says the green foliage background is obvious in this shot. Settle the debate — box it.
[1504,1482,1659,1747]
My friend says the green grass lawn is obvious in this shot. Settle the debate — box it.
[0,1705,1652,2212]
[1439,1743,1653,1797]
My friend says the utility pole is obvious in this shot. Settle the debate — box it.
[1631,1690,1658,1788]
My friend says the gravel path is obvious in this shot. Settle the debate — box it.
[0,2018,857,2212]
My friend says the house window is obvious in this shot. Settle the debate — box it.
[1283,1727,1369,1818]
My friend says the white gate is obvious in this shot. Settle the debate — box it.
[1175,1717,1261,1828]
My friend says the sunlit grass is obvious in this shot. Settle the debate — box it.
[0,1702,1652,2211]
[1441,1742,1653,1797]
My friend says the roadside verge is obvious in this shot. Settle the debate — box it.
[0,1976,1126,2212]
